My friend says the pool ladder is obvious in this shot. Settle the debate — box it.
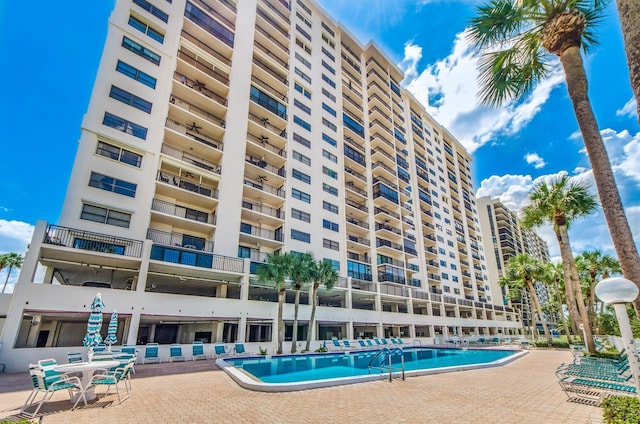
[367,347,405,382]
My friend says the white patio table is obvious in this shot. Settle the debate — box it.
[54,360,120,401]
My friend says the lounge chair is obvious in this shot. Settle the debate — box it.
[366,339,375,347]
[234,342,246,355]
[67,352,83,363]
[358,339,367,348]
[373,338,382,345]
[380,338,389,345]
[342,339,353,349]
[214,344,229,358]
[169,344,186,362]
[82,358,134,405]
[142,343,161,364]
[330,338,343,350]
[390,337,398,344]
[491,337,501,345]
[22,363,87,417]
[395,338,404,345]
[192,341,210,360]
[477,337,486,345]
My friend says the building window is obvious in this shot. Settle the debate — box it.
[454,288,460,294]
[296,24,311,41]
[293,133,311,148]
[291,229,311,243]
[294,67,311,84]
[184,2,234,47]
[323,166,338,179]
[292,188,311,203]
[322,149,337,163]
[89,171,137,198]
[322,102,337,117]
[96,141,142,167]
[292,150,311,166]
[322,219,339,232]
[322,88,336,102]
[292,169,311,184]
[442,273,449,280]
[133,0,169,22]
[250,86,287,119]
[109,85,152,113]
[295,11,311,28]
[322,183,338,196]
[321,60,335,74]
[102,112,147,139]
[294,99,311,115]
[121,36,160,65]
[323,238,339,251]
[294,115,311,131]
[128,14,165,43]
[440,260,447,266]
[324,258,340,270]
[295,51,311,68]
[323,201,338,214]
[322,118,337,132]
[322,46,335,62]
[115,60,156,88]
[291,208,311,222]
[322,74,336,88]
[81,204,132,228]
[294,82,311,99]
[320,134,336,148]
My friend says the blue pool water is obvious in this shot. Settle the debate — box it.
[225,347,516,384]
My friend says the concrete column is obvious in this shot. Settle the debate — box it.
[238,315,247,342]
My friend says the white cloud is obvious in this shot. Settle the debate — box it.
[616,97,639,119]
[0,219,34,255]
[400,30,565,153]
[524,152,546,169]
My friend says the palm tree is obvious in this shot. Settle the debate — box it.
[0,252,23,294]
[576,251,620,329]
[499,275,529,336]
[505,254,552,344]
[521,175,597,352]
[468,0,640,315]
[305,258,339,352]
[288,253,315,353]
[615,0,640,122]
[543,262,572,341]
[255,252,294,354]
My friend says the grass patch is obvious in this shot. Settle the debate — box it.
[602,396,640,423]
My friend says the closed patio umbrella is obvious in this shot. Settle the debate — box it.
[83,292,104,348]
[105,309,118,351]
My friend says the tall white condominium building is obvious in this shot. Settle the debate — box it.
[477,196,552,327]
[1,0,520,370]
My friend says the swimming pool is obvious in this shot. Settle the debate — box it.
[218,346,526,392]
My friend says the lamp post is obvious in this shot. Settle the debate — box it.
[595,277,640,397]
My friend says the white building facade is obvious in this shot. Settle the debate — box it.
[0,0,520,371]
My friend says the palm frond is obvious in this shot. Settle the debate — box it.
[467,0,526,50]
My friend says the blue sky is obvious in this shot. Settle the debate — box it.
[0,1,638,273]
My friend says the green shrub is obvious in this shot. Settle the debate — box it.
[258,347,268,356]
[0,419,33,424]
[315,345,328,353]
[602,396,640,423]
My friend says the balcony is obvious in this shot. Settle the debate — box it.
[149,237,243,273]
[43,224,143,258]
[374,206,400,221]
[240,222,284,244]
[147,228,213,252]
[185,1,235,48]
[375,222,402,236]
[347,252,371,264]
[151,198,216,226]
[157,170,218,201]
[347,234,370,247]
[165,118,224,153]
[180,30,231,67]
[177,48,230,87]
[243,177,285,199]
[346,216,369,230]
[345,198,368,213]
[241,199,284,219]
[376,238,404,253]
[345,166,367,183]
[252,56,288,91]
[169,94,226,133]
[161,144,221,176]
[173,72,227,109]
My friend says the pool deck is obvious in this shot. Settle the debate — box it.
[0,349,603,423]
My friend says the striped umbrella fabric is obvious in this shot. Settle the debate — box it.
[105,309,118,349]
[83,293,105,347]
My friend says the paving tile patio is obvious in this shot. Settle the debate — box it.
[0,349,603,423]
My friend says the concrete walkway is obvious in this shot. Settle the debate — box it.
[0,349,603,423]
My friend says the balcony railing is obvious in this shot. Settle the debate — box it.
[43,224,143,258]
[241,199,284,219]
[243,178,286,198]
[345,198,368,213]
[347,234,370,246]
[346,216,369,230]
[151,198,216,225]
[374,207,400,220]
[375,222,402,236]
[350,278,376,291]
[180,30,231,66]
[170,94,226,129]
[157,171,219,199]
[347,252,371,263]
[240,223,284,242]
[344,166,367,183]
[178,48,230,85]
[174,72,227,106]
[379,281,408,294]
[161,144,221,174]
[165,118,224,151]
[253,56,288,85]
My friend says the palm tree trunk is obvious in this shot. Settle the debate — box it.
[527,280,551,344]
[305,282,318,352]
[291,288,300,353]
[560,45,640,319]
[277,288,285,354]
[0,266,13,294]
[588,273,597,331]
[555,277,572,341]
[616,0,640,123]
[556,223,596,353]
